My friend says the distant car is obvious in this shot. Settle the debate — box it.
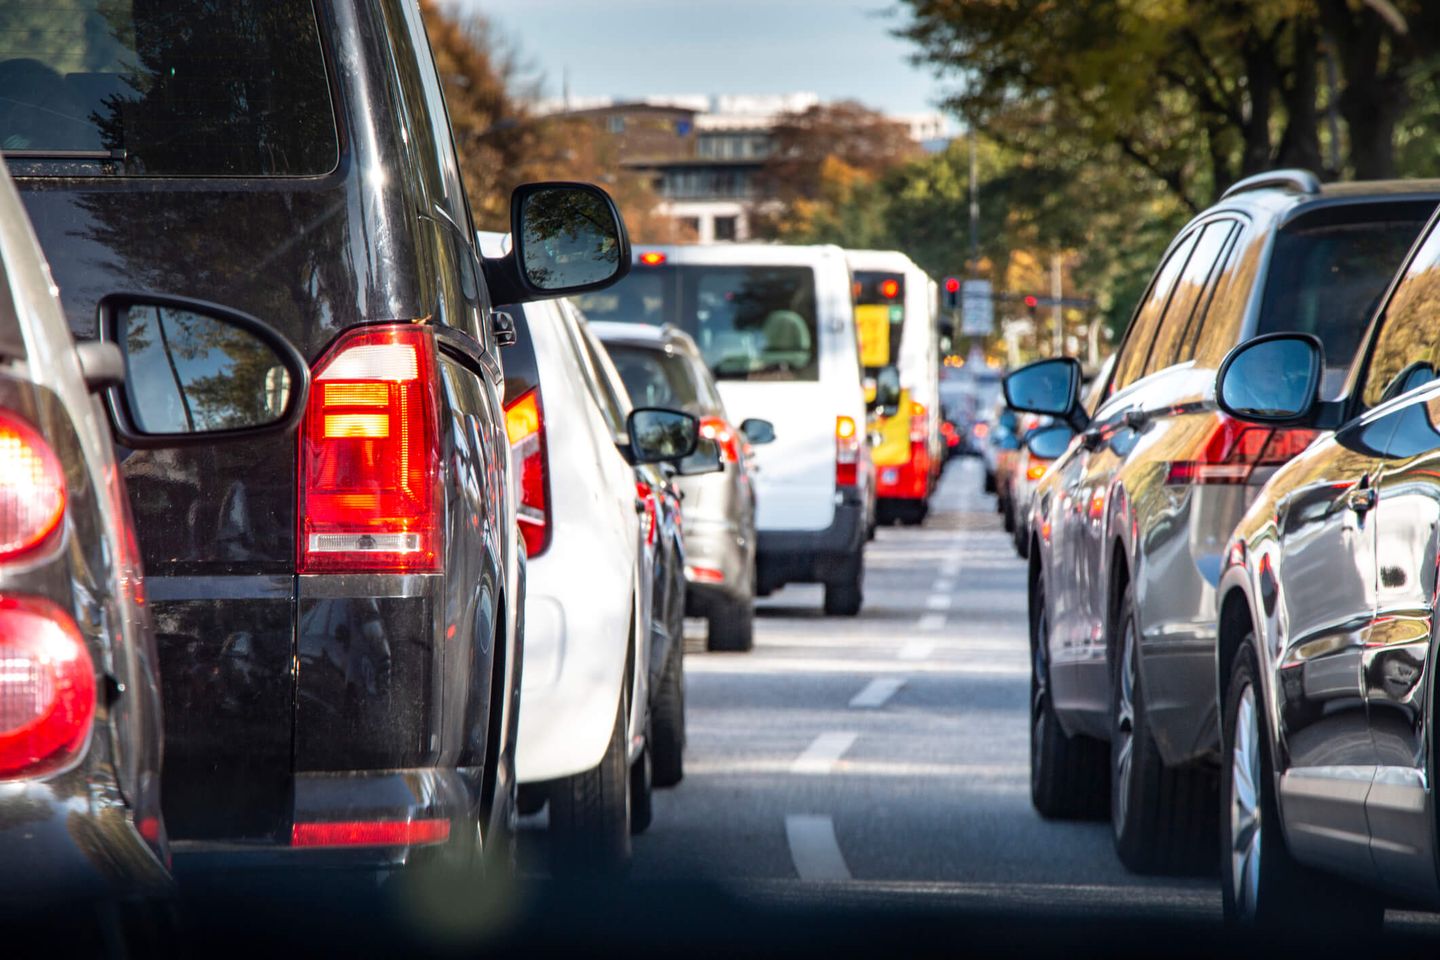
[0,160,305,926]
[594,322,767,652]
[576,244,871,617]
[491,271,699,867]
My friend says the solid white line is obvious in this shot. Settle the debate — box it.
[916,614,945,632]
[785,814,852,881]
[790,731,858,774]
[849,677,905,709]
[925,593,952,611]
[898,640,935,660]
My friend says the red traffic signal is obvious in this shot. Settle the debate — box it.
[1023,294,1039,308]
[944,277,961,294]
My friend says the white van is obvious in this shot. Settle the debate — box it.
[575,244,871,616]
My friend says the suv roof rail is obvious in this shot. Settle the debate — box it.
[1220,168,1321,201]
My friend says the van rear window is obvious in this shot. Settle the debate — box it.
[576,263,821,382]
[0,0,337,177]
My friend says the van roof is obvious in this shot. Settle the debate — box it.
[629,242,846,268]
[843,249,926,276]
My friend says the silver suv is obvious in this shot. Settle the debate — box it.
[1006,170,1440,874]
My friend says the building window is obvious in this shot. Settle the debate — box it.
[680,217,701,239]
[714,216,738,242]
[608,116,626,134]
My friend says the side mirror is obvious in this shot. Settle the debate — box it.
[483,182,632,304]
[739,418,775,445]
[1004,358,1081,420]
[676,437,724,476]
[1025,424,1075,460]
[627,407,699,464]
[874,365,902,414]
[100,294,309,448]
[1216,333,1322,424]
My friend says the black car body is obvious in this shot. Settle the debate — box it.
[3,0,628,874]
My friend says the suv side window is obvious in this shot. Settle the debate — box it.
[1193,224,1265,367]
[1111,230,1198,394]
[1146,220,1237,374]
[1360,224,1440,408]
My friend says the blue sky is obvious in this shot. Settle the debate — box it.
[453,0,951,117]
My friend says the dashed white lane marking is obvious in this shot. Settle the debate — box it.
[916,614,945,632]
[925,593,952,611]
[898,640,936,660]
[785,814,852,881]
[940,560,961,577]
[790,731,858,774]
[932,578,955,593]
[849,677,905,708]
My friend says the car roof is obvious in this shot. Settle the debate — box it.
[1211,174,1440,225]
[589,320,700,355]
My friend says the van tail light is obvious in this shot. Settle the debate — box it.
[836,415,860,487]
[0,596,95,779]
[909,402,927,444]
[0,413,66,562]
[700,417,740,463]
[299,325,443,573]
[1166,414,1319,486]
[505,387,551,559]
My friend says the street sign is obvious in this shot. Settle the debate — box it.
[961,279,994,336]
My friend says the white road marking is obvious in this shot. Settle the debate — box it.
[849,677,905,708]
[932,578,955,593]
[898,640,935,661]
[916,614,946,632]
[785,814,852,881]
[925,593,952,611]
[940,560,961,577]
[790,731,857,774]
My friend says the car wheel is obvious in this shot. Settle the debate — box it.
[650,638,686,787]
[548,692,631,870]
[823,550,864,616]
[708,597,754,652]
[900,501,928,526]
[1110,583,1217,874]
[984,469,996,494]
[1220,643,1384,930]
[630,714,654,835]
[1013,518,1029,559]
[1030,572,1108,819]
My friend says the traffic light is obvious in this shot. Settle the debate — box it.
[943,276,961,310]
[1023,294,1039,319]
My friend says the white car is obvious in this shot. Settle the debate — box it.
[576,244,873,616]
[483,237,699,867]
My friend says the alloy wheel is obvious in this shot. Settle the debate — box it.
[1229,683,1262,920]
[1112,617,1137,837]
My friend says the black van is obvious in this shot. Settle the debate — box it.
[2,0,629,875]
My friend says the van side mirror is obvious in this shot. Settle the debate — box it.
[483,182,632,304]
[1216,333,1322,424]
[99,294,310,448]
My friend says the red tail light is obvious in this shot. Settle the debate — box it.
[836,415,860,487]
[1026,462,1049,481]
[291,818,450,848]
[0,413,66,562]
[0,596,95,779]
[700,416,740,463]
[299,325,443,573]
[636,481,658,547]
[505,387,551,558]
[909,401,927,444]
[1166,415,1319,486]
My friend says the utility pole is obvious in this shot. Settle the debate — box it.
[968,128,979,276]
[1050,254,1063,357]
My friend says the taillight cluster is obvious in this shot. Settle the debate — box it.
[635,481,658,547]
[836,416,860,487]
[505,387,551,558]
[0,412,66,562]
[1166,415,1319,486]
[0,597,95,779]
[909,402,927,445]
[700,417,740,463]
[1026,462,1049,482]
[299,325,443,573]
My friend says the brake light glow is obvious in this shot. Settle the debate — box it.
[291,818,450,848]
[1026,462,1048,481]
[639,252,667,266]
[636,481,658,547]
[700,417,740,463]
[0,596,95,779]
[836,415,860,487]
[0,413,66,563]
[879,278,900,299]
[505,387,551,558]
[1165,415,1319,486]
[910,402,927,444]
[686,564,725,584]
[299,326,442,573]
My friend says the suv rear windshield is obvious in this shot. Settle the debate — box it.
[606,344,703,413]
[0,0,337,177]
[1257,205,1432,389]
[575,263,820,382]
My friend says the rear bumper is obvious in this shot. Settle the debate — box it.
[876,444,931,502]
[683,518,750,612]
[757,488,864,589]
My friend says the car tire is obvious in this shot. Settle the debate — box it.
[708,598,754,652]
[1030,572,1108,819]
[548,692,631,870]
[1110,583,1217,874]
[650,638,685,788]
[984,469,996,494]
[900,501,928,526]
[1003,497,1016,533]
[823,550,864,616]
[629,717,654,835]
[1220,642,1384,930]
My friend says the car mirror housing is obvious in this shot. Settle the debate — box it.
[99,293,310,448]
[1216,333,1323,424]
[1004,358,1083,425]
[626,407,699,464]
[482,182,632,304]
[676,437,724,476]
[739,418,775,445]
[1025,424,1076,460]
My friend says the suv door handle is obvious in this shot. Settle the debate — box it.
[1346,486,1377,514]
[1122,409,1149,431]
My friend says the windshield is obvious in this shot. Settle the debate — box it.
[853,269,905,373]
[605,343,702,413]
[575,262,820,381]
[0,0,337,176]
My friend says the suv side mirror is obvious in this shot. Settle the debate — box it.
[100,293,310,448]
[739,418,775,445]
[626,408,699,464]
[1025,423,1075,460]
[1216,333,1322,424]
[483,182,632,304]
[676,437,724,476]
[1005,358,1082,425]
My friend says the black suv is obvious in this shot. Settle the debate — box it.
[3,0,628,877]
